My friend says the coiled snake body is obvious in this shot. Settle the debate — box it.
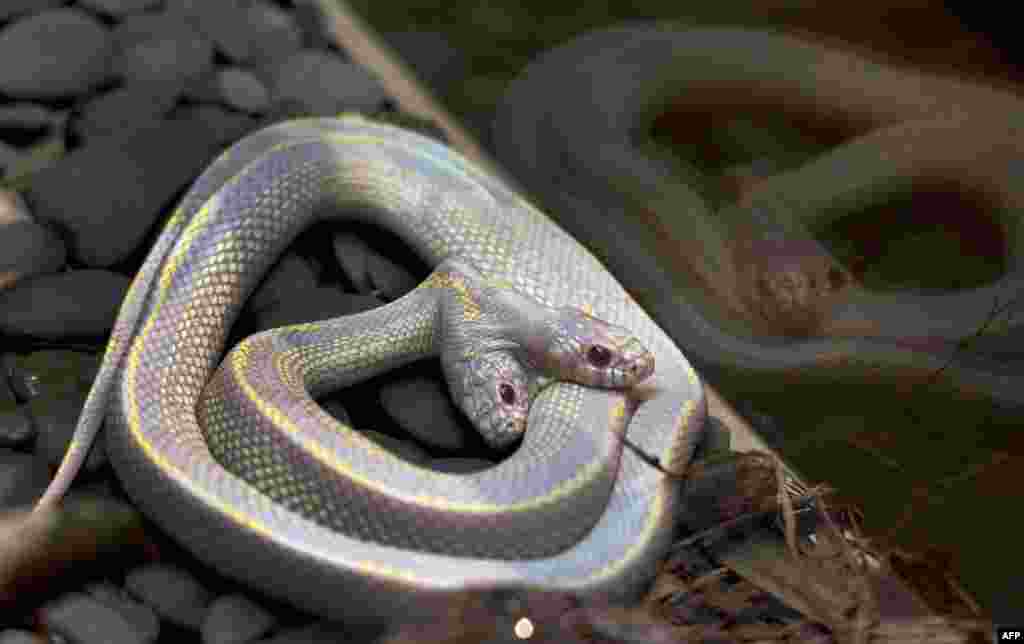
[38,116,707,620]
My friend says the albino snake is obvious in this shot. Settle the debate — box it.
[37,115,712,621]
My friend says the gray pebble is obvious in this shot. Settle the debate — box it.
[240,1,305,62]
[78,0,162,16]
[164,0,241,28]
[379,376,467,451]
[74,83,180,142]
[163,0,224,18]
[0,125,68,189]
[30,389,108,473]
[0,270,129,338]
[0,629,44,644]
[251,287,383,332]
[23,117,236,267]
[10,350,100,398]
[0,8,112,99]
[201,594,277,644]
[266,50,387,115]
[429,457,494,473]
[194,0,303,64]
[168,105,256,146]
[40,592,154,644]
[0,449,50,508]
[111,11,195,51]
[330,232,377,294]
[188,67,272,115]
[0,409,36,448]
[0,218,66,291]
[125,563,212,630]
[318,398,352,425]
[362,430,429,464]
[247,253,319,314]
[111,18,213,85]
[218,68,273,114]
[85,582,161,644]
[332,232,418,301]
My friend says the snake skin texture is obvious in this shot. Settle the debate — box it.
[198,259,657,560]
[39,115,707,621]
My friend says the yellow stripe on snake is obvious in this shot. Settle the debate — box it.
[36,115,709,621]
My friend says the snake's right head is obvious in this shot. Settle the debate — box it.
[530,307,655,389]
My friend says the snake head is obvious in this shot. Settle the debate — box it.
[532,306,655,389]
[447,351,535,449]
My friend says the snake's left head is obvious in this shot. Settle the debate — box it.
[448,351,534,449]
[533,307,655,389]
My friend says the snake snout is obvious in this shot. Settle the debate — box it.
[474,396,528,449]
[548,307,656,389]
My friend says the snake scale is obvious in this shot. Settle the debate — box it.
[36,115,710,620]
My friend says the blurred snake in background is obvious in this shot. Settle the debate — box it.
[494,24,1024,410]
[35,115,719,620]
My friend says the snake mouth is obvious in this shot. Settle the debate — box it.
[481,413,524,450]
[594,338,655,389]
[478,410,529,450]
[461,378,532,450]
[463,396,530,449]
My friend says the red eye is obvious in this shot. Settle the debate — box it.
[498,382,517,405]
[586,345,612,368]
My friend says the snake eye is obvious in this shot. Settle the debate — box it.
[585,345,612,368]
[498,382,517,405]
